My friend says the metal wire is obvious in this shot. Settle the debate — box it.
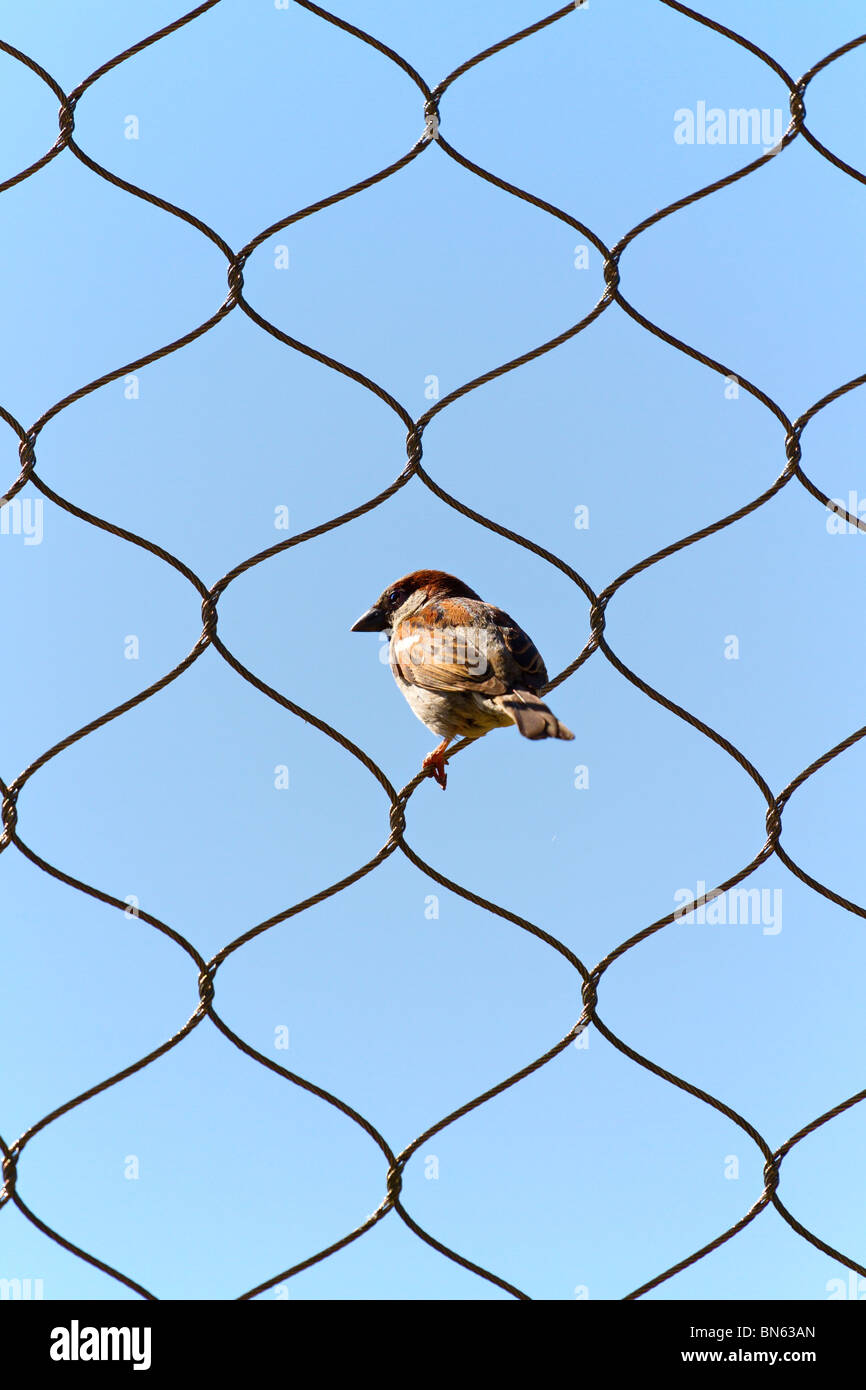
[1,0,865,1301]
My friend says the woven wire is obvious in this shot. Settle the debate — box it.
[1,0,866,1301]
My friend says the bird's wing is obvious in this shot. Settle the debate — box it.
[489,606,549,690]
[392,599,547,695]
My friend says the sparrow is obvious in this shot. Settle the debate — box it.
[351,569,574,789]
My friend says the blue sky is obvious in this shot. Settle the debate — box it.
[1,0,866,1301]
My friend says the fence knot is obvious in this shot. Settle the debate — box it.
[764,802,782,843]
[1,787,18,840]
[762,1155,780,1196]
[1,1152,17,1199]
[386,1164,404,1202]
[789,88,806,125]
[405,427,423,473]
[200,595,219,640]
[784,429,802,470]
[603,256,620,292]
[589,596,607,639]
[18,433,37,476]
[198,969,215,1006]
[388,800,406,840]
[57,97,76,144]
[422,98,440,142]
[226,259,245,304]
[580,976,598,1014]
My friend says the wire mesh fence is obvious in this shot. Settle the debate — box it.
[1,0,865,1300]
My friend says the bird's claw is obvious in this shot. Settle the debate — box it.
[422,750,448,790]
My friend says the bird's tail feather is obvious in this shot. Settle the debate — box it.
[497,690,574,741]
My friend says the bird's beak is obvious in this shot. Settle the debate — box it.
[350,604,386,632]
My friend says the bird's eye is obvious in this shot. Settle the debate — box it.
[388,589,399,604]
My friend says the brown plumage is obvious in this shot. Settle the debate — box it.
[351,569,573,788]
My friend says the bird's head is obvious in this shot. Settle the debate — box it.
[350,569,481,633]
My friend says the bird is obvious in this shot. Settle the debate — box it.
[351,569,574,789]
